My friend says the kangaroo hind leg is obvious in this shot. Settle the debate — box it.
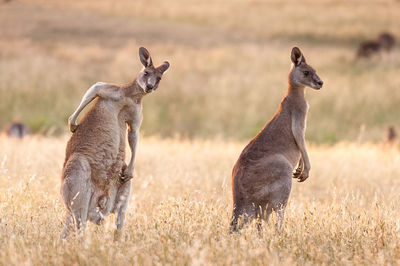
[230,201,256,233]
[61,153,92,237]
[60,213,73,239]
[113,179,132,241]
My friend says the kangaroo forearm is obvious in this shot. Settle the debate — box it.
[297,141,310,169]
[291,110,310,168]
[126,129,139,172]
[70,97,93,123]
[292,125,310,169]
[70,83,102,123]
[295,136,309,167]
[300,149,310,169]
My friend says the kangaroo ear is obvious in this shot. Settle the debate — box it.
[139,47,153,67]
[157,61,170,74]
[291,47,305,66]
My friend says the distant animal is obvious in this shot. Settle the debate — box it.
[357,40,381,58]
[357,32,396,58]
[61,47,170,239]
[6,122,30,138]
[377,32,396,53]
[385,126,397,145]
[231,47,323,232]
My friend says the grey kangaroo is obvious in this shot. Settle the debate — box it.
[61,47,169,239]
[6,122,30,139]
[231,47,323,232]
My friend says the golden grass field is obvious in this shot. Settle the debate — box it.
[1,136,400,265]
[1,0,400,142]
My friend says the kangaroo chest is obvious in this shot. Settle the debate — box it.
[67,99,141,189]
[96,102,142,183]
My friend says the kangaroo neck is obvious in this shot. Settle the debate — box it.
[122,80,146,103]
[287,83,306,99]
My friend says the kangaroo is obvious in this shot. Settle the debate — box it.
[357,32,396,58]
[230,47,323,232]
[357,40,381,58]
[6,122,30,139]
[61,47,169,239]
[377,32,396,53]
[385,126,397,145]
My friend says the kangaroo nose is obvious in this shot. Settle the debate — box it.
[317,81,323,86]
[146,85,152,89]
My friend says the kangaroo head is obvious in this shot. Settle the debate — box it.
[289,47,323,90]
[137,47,170,93]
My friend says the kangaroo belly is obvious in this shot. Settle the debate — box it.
[65,100,127,188]
[235,154,293,205]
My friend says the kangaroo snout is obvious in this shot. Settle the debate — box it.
[145,85,154,93]
[313,77,323,89]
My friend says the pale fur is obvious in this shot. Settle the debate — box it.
[61,47,169,239]
[230,47,323,232]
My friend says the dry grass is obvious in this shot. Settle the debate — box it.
[1,0,400,141]
[1,0,400,265]
[1,135,400,264]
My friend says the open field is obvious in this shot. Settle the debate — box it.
[1,136,400,264]
[1,1,400,264]
[1,0,400,142]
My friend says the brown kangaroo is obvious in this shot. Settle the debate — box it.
[357,32,396,58]
[357,40,381,58]
[61,47,169,239]
[231,47,323,232]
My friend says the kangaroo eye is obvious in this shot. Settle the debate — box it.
[157,77,161,82]
[144,71,149,76]
[303,71,309,76]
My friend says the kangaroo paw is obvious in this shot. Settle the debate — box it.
[98,195,108,209]
[293,167,302,178]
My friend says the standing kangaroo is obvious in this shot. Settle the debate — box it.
[231,47,323,231]
[61,47,169,239]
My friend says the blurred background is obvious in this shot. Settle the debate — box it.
[1,0,399,143]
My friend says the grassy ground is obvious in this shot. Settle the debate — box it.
[2,1,400,265]
[1,136,400,265]
[1,0,400,142]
